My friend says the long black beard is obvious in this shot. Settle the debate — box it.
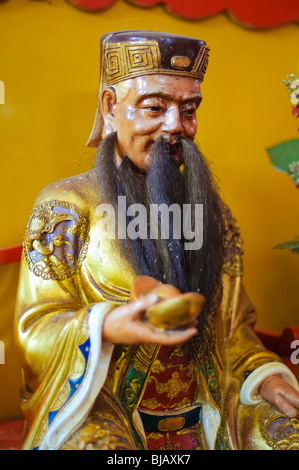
[95,132,226,363]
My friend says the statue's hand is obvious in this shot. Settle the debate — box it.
[258,374,299,418]
[102,293,198,346]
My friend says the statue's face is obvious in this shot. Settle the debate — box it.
[103,74,202,171]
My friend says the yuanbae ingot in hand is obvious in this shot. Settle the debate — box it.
[102,275,204,345]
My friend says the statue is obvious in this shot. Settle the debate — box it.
[15,31,299,450]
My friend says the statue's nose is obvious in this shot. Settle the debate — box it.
[161,105,184,137]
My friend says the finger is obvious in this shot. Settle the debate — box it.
[273,394,298,418]
[102,296,157,343]
[141,325,198,345]
[128,293,159,319]
[280,386,299,409]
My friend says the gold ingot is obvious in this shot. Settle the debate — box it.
[145,292,205,330]
[157,417,186,432]
[130,275,205,330]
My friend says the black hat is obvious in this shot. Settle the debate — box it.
[101,30,209,86]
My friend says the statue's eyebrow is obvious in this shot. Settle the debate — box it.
[135,90,202,105]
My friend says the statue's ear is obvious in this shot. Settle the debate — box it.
[86,87,117,148]
[102,88,117,119]
[101,88,118,138]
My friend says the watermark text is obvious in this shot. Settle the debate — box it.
[95,196,203,251]
[0,340,5,364]
[0,80,4,104]
[291,339,299,365]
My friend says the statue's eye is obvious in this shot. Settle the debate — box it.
[181,105,197,119]
[140,98,165,114]
[150,106,162,112]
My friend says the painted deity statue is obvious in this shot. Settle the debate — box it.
[15,31,299,450]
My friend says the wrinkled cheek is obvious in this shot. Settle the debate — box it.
[184,121,197,139]
[124,134,152,158]
[129,132,160,156]
[134,123,163,139]
[130,112,163,137]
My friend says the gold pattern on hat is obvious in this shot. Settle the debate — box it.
[171,56,191,69]
[105,41,161,85]
[104,40,208,85]
[192,44,209,77]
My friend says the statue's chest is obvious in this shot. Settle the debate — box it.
[138,345,201,450]
[140,345,197,411]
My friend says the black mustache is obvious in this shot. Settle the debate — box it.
[157,137,182,154]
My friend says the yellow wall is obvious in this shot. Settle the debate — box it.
[0,1,299,336]
[0,263,22,420]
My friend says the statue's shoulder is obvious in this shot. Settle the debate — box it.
[34,169,98,214]
[23,170,98,281]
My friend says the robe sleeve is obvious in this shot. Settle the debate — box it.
[14,193,116,450]
[220,207,298,404]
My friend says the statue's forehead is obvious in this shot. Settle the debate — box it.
[126,74,202,102]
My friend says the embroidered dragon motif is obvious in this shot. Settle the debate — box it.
[23,200,89,281]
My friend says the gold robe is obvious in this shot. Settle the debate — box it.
[14,169,299,450]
